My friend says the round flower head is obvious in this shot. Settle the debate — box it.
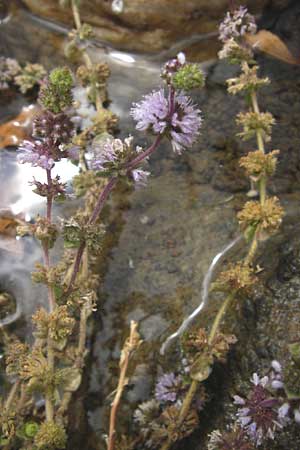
[89,138,123,170]
[33,111,74,145]
[155,372,182,403]
[131,89,201,154]
[219,6,257,43]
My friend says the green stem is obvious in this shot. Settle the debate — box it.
[71,0,81,30]
[208,293,234,344]
[160,293,234,450]
[259,175,266,206]
[250,90,267,205]
[4,380,20,411]
[71,0,103,114]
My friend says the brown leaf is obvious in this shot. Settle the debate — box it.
[0,208,26,237]
[244,30,300,65]
[0,104,39,148]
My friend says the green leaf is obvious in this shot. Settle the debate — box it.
[63,368,82,392]
[189,353,213,382]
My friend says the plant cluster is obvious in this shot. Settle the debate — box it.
[0,1,204,449]
[0,2,296,450]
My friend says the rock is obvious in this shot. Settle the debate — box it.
[21,0,272,53]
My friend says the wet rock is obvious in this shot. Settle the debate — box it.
[21,0,271,53]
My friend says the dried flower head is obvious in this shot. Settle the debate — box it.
[76,62,110,87]
[33,111,74,145]
[0,406,16,444]
[34,421,67,450]
[227,63,269,95]
[218,38,255,65]
[62,213,105,252]
[33,216,58,248]
[162,405,198,443]
[237,197,284,239]
[155,373,183,403]
[133,399,160,427]
[32,306,74,344]
[234,373,285,446]
[14,63,46,94]
[131,89,202,153]
[0,57,20,89]
[219,6,257,43]
[5,339,29,377]
[149,405,198,447]
[208,427,254,450]
[182,328,237,382]
[213,262,257,295]
[239,150,279,181]
[236,111,275,142]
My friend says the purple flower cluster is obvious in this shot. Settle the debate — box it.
[17,140,56,170]
[131,89,201,154]
[155,372,182,403]
[219,6,257,43]
[234,371,285,446]
[89,138,123,171]
[89,136,150,188]
[18,110,74,170]
[269,360,300,425]
[17,137,71,170]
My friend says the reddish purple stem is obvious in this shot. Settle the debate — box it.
[65,85,175,296]
[66,134,163,296]
[46,168,53,221]
[43,168,56,312]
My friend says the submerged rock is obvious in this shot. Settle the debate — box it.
[21,0,273,53]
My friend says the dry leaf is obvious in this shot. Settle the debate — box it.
[0,209,25,237]
[0,104,39,148]
[244,30,300,65]
[0,209,26,255]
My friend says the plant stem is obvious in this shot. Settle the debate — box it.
[208,293,235,344]
[71,0,103,114]
[44,168,56,422]
[67,136,162,296]
[250,90,267,206]
[160,378,197,450]
[107,321,141,450]
[4,380,20,411]
[71,0,81,30]
[126,135,162,172]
